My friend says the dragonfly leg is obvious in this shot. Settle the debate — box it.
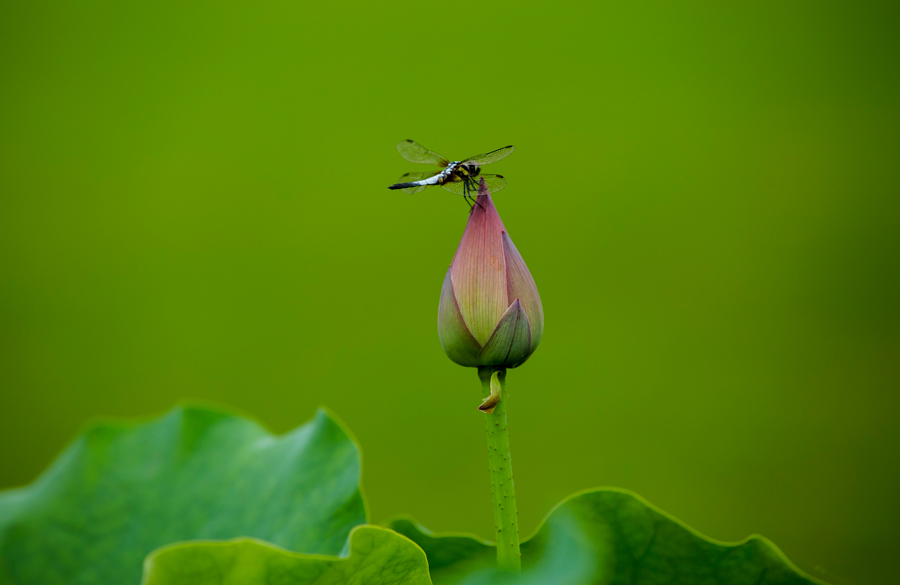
[459,177,484,210]
[474,182,485,210]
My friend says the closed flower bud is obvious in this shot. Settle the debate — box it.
[438,179,543,368]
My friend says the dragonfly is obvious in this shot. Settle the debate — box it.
[387,140,514,206]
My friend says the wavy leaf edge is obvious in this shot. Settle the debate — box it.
[385,487,830,585]
[141,525,433,585]
[0,402,371,584]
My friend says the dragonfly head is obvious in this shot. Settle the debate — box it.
[458,162,481,178]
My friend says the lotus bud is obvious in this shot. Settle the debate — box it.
[438,179,543,369]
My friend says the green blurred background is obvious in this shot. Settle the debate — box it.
[1,1,898,583]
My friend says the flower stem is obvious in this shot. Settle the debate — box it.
[478,367,521,571]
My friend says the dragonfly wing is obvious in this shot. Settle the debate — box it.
[461,145,514,166]
[394,171,440,194]
[397,140,450,166]
[439,176,467,196]
[439,174,507,196]
[480,174,507,193]
[399,171,440,181]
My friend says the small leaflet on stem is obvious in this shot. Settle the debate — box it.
[478,370,502,414]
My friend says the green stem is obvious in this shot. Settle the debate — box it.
[478,367,521,571]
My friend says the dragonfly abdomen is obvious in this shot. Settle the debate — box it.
[388,161,460,190]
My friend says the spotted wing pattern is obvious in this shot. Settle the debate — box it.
[461,145,515,166]
[396,140,450,166]
[440,174,507,196]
